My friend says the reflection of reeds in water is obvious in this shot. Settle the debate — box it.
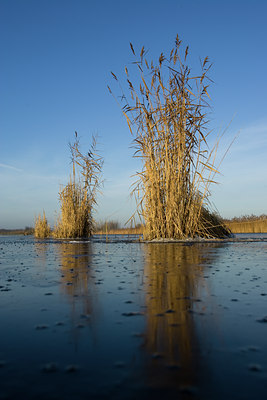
[143,243,219,390]
[55,242,95,318]
[34,241,49,267]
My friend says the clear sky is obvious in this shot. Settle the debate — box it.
[1,0,267,229]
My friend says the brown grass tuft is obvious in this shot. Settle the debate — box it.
[53,134,103,238]
[34,211,51,238]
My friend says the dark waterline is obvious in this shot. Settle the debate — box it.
[1,235,267,399]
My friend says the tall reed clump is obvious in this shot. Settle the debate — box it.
[53,133,103,238]
[34,211,51,238]
[109,35,231,240]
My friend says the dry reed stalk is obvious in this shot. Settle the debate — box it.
[110,35,231,240]
[34,211,51,238]
[53,133,103,238]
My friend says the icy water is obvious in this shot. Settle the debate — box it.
[1,234,267,400]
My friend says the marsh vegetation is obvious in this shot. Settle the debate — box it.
[32,36,267,240]
[110,35,231,240]
[34,212,51,238]
[34,134,103,239]
[224,214,267,233]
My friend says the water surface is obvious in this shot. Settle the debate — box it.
[1,234,267,399]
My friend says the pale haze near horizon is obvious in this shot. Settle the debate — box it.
[0,0,266,229]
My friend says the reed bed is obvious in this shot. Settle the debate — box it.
[95,220,143,235]
[53,177,93,238]
[34,212,51,238]
[224,215,267,233]
[95,226,143,235]
[110,35,231,240]
[53,134,103,238]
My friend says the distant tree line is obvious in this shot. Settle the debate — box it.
[0,227,34,235]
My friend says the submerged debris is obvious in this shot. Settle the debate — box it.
[65,364,80,373]
[257,316,267,323]
[121,311,144,317]
[41,363,58,373]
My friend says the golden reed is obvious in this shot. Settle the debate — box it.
[35,133,103,239]
[110,35,231,240]
[34,211,51,238]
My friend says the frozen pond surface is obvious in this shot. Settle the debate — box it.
[1,234,267,399]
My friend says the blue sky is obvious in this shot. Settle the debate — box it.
[0,0,266,229]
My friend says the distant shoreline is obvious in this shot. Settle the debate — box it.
[1,215,267,236]
[0,229,33,236]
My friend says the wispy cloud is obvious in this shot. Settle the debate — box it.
[0,163,23,172]
[230,121,267,152]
